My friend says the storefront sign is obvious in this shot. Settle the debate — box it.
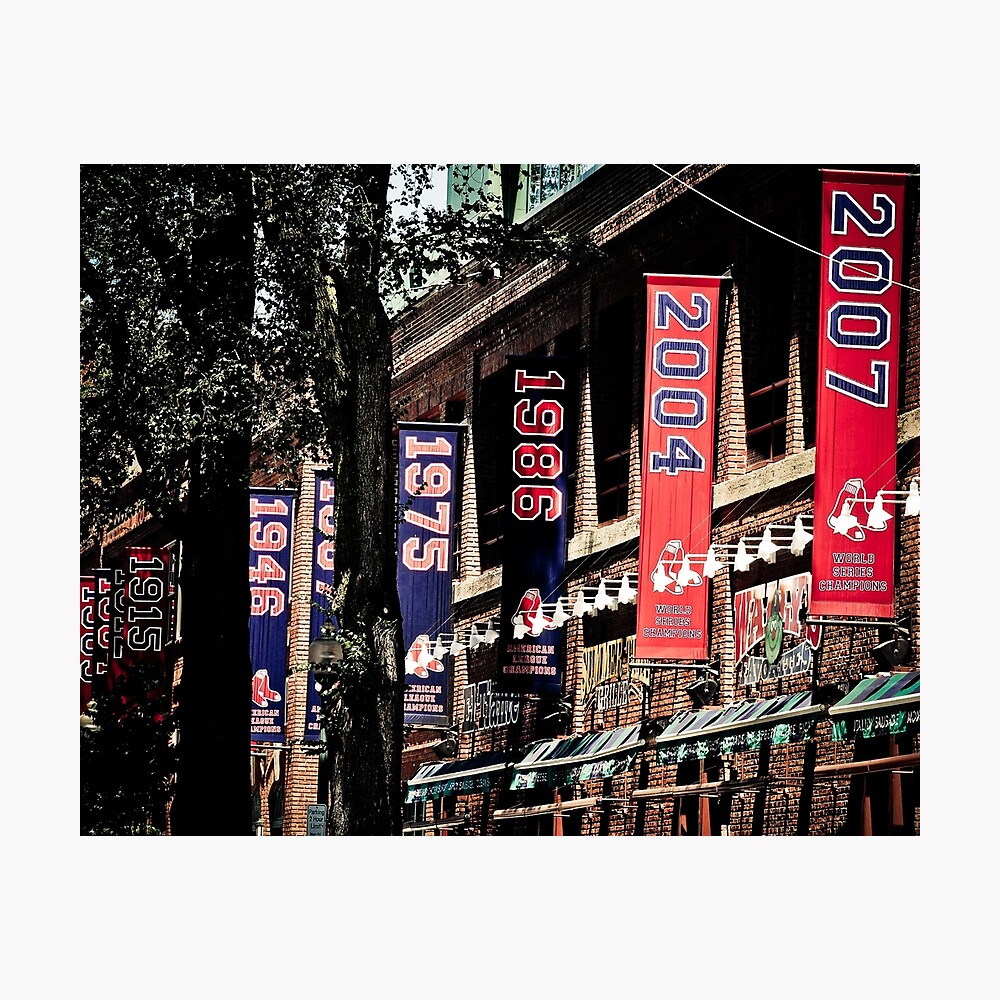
[734,573,814,666]
[497,357,574,694]
[832,707,920,742]
[741,643,812,686]
[398,424,462,724]
[249,491,295,744]
[636,275,721,661]
[461,680,520,732]
[812,170,907,619]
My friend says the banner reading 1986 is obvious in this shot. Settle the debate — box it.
[249,490,295,744]
[398,423,462,725]
[812,171,906,619]
[635,275,721,662]
[497,356,574,695]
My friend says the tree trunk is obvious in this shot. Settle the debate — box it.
[321,165,404,835]
[170,166,256,835]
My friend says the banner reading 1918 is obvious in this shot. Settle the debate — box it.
[635,275,721,662]
[398,423,462,725]
[306,472,335,743]
[497,356,574,695]
[249,490,295,744]
[812,171,906,619]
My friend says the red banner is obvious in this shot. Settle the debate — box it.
[812,171,907,618]
[635,275,721,661]
[122,547,171,687]
[80,576,95,713]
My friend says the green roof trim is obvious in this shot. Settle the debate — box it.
[405,751,512,803]
[656,691,823,764]
[829,670,920,741]
[511,723,644,790]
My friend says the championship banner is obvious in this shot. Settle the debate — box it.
[122,547,171,685]
[249,490,295,744]
[398,423,462,724]
[496,357,574,695]
[635,275,721,661]
[812,171,907,618]
[107,560,127,689]
[80,576,95,713]
[91,568,114,698]
[306,472,336,743]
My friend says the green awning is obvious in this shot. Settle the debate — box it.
[656,690,823,764]
[829,670,920,741]
[405,751,512,803]
[511,723,645,790]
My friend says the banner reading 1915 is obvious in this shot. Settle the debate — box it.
[249,490,295,744]
[635,275,721,662]
[398,423,462,725]
[497,356,574,695]
[812,171,907,619]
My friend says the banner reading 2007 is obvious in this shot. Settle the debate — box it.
[398,424,462,725]
[635,275,721,662]
[249,490,295,744]
[812,171,906,619]
[497,356,574,695]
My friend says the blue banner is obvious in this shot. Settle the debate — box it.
[305,472,336,743]
[249,490,295,744]
[496,357,574,694]
[398,423,462,725]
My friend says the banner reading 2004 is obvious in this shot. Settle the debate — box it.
[249,490,295,744]
[635,275,720,662]
[812,171,906,619]
[398,424,462,725]
[497,356,574,695]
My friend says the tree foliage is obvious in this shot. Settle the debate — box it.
[80,163,595,834]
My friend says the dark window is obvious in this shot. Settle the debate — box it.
[740,219,796,467]
[474,368,508,570]
[591,299,635,522]
[267,779,284,836]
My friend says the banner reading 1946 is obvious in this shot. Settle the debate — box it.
[249,490,295,744]
[398,423,462,725]
[635,275,721,662]
[496,356,574,695]
[812,171,907,619]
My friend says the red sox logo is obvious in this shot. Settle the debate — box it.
[511,588,557,639]
[251,668,281,707]
[405,634,444,679]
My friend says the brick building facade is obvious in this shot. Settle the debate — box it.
[392,163,920,836]
[81,163,920,836]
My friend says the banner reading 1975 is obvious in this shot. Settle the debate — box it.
[249,490,295,744]
[635,275,721,662]
[812,171,907,619]
[398,423,462,725]
[496,356,574,695]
